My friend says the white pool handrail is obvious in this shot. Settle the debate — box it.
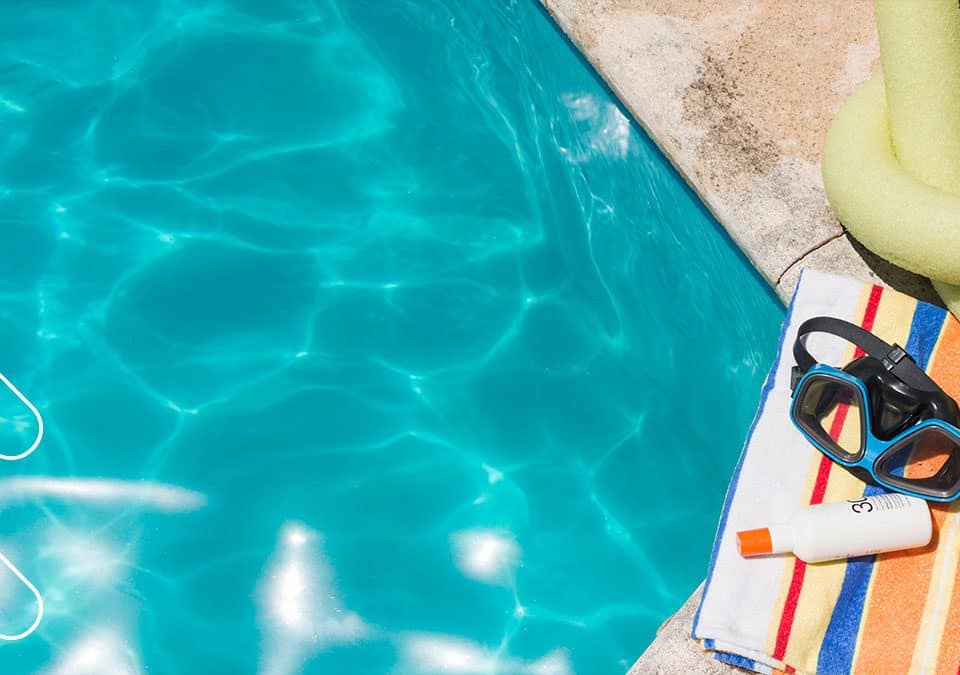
[0,372,43,461]
[0,371,44,640]
[0,550,43,641]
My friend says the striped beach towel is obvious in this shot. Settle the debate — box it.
[693,269,960,675]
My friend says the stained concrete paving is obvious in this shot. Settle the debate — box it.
[539,0,938,305]
[627,586,732,674]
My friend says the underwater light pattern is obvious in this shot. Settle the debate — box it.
[0,0,781,671]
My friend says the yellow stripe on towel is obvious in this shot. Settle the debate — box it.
[781,288,917,673]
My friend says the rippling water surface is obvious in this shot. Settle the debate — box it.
[0,0,783,671]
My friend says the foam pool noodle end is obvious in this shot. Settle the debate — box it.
[876,0,960,195]
[822,0,960,311]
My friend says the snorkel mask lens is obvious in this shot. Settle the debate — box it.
[792,374,866,463]
[876,426,960,499]
[790,316,960,501]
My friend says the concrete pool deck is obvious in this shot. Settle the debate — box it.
[537,0,941,672]
[539,0,938,307]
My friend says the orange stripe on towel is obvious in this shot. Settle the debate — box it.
[916,317,960,675]
[853,317,959,675]
[934,543,960,674]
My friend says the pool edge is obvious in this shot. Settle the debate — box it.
[536,0,939,307]
[534,1,939,672]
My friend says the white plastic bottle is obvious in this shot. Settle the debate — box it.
[737,493,932,563]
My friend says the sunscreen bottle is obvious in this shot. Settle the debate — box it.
[736,493,932,563]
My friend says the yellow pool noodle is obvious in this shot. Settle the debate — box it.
[933,279,960,314]
[873,0,960,312]
[822,76,960,287]
[874,0,960,196]
[822,1,960,310]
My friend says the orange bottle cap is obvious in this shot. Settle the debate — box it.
[737,528,773,557]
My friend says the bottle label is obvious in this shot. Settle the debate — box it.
[847,493,912,514]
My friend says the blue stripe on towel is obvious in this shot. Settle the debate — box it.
[714,650,760,672]
[905,302,946,371]
[816,300,941,674]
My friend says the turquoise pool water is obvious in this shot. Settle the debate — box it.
[0,0,783,671]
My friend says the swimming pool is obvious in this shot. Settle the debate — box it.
[0,0,783,671]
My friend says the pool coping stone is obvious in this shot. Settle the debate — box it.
[538,0,939,307]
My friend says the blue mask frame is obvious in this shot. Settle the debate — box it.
[791,364,960,502]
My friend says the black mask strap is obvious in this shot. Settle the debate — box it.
[792,316,939,392]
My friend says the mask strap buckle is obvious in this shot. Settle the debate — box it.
[883,344,914,371]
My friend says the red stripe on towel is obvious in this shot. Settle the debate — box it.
[771,284,883,661]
